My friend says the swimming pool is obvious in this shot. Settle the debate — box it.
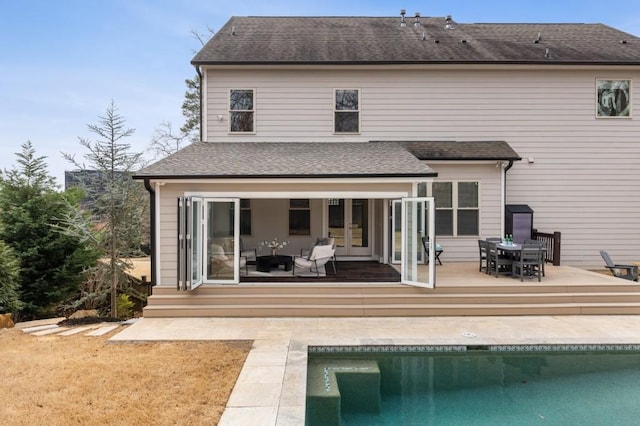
[306,344,640,425]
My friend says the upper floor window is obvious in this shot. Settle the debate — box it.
[334,89,359,133]
[431,181,479,237]
[229,89,255,133]
[596,79,631,118]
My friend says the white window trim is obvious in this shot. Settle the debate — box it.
[428,180,480,237]
[333,88,361,134]
[228,88,256,134]
[595,78,632,119]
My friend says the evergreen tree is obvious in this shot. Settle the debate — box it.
[0,240,21,317]
[149,28,213,157]
[63,101,148,318]
[0,141,99,319]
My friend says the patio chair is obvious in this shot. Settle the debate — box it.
[301,237,337,273]
[210,243,248,276]
[478,239,489,273]
[240,238,257,262]
[600,251,638,282]
[421,236,443,265]
[523,239,546,277]
[292,244,335,277]
[512,244,543,282]
[486,241,513,277]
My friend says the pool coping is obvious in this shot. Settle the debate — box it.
[110,315,640,426]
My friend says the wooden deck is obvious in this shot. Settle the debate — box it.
[143,261,640,318]
[242,261,401,283]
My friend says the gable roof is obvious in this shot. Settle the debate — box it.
[134,142,436,180]
[392,141,521,161]
[192,16,640,65]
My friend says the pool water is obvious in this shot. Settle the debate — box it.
[307,347,640,425]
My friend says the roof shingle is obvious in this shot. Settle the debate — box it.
[134,142,436,179]
[192,16,640,65]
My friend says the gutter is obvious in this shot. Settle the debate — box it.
[194,65,203,141]
[501,160,515,237]
[143,179,156,288]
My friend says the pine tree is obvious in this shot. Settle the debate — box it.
[0,141,98,319]
[63,101,148,318]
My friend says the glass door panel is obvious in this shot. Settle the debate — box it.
[401,197,435,288]
[205,199,240,283]
[328,199,345,249]
[391,200,402,263]
[328,199,371,256]
[190,197,203,289]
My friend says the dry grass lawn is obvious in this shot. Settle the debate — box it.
[0,326,251,425]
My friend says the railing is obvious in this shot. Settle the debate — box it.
[533,230,561,266]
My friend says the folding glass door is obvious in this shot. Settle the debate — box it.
[177,197,240,290]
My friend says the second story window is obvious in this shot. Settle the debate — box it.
[229,89,254,133]
[334,89,359,133]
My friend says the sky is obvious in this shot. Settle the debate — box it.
[1,0,639,187]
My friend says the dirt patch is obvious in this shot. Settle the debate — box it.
[0,327,251,425]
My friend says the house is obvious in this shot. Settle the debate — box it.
[133,14,640,300]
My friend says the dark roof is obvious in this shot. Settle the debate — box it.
[134,142,437,179]
[389,141,521,161]
[192,16,640,65]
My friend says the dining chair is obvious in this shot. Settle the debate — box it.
[512,244,543,282]
[478,239,489,273]
[487,241,513,277]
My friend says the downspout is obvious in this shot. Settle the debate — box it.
[501,160,515,237]
[194,64,203,142]
[143,179,156,289]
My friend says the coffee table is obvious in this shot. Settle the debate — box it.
[256,255,293,273]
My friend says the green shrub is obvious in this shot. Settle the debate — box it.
[116,293,134,320]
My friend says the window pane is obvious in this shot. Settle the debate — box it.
[290,199,309,209]
[335,112,359,132]
[433,182,452,208]
[435,210,453,236]
[240,210,251,236]
[458,182,478,208]
[230,90,253,110]
[335,90,358,110]
[417,182,427,197]
[230,111,253,132]
[289,210,310,235]
[458,210,479,235]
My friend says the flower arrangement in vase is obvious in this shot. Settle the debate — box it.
[259,238,289,257]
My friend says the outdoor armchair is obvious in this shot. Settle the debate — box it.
[293,243,335,277]
[600,250,638,282]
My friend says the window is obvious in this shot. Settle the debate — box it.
[240,199,251,236]
[431,181,479,236]
[229,89,254,132]
[289,199,310,235]
[334,89,359,133]
[596,79,631,118]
